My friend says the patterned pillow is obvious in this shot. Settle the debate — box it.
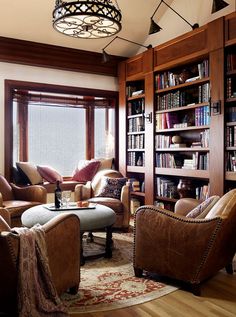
[186,196,220,218]
[72,160,100,182]
[37,165,63,183]
[96,176,127,199]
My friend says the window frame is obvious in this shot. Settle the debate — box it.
[4,80,119,181]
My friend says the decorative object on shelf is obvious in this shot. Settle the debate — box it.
[177,178,195,198]
[211,0,229,14]
[53,0,122,39]
[102,36,152,63]
[178,69,191,84]
[149,0,199,35]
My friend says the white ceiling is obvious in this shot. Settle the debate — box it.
[0,1,235,58]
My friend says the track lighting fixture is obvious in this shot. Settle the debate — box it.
[211,0,229,14]
[102,36,152,63]
[149,0,199,35]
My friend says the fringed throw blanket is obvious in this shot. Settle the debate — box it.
[13,225,68,317]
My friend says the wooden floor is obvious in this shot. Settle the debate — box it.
[71,270,236,317]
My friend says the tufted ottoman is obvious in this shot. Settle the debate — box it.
[21,203,116,264]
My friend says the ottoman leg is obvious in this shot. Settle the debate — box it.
[105,226,113,258]
[80,233,85,266]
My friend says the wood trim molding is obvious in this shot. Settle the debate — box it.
[0,36,125,77]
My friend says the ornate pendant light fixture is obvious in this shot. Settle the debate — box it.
[53,0,122,39]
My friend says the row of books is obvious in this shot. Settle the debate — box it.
[226,125,236,147]
[226,77,236,99]
[182,153,209,170]
[156,153,182,168]
[195,106,210,126]
[128,116,145,132]
[155,60,209,90]
[225,151,236,172]
[127,134,144,149]
[226,53,236,72]
[127,152,145,166]
[156,83,210,110]
[127,99,145,116]
[226,106,236,122]
[196,184,210,200]
[156,177,178,199]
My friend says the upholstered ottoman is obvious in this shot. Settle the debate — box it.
[21,203,116,264]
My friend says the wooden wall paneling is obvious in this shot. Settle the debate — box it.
[126,48,153,81]
[118,62,127,177]
[0,36,125,77]
[154,25,208,72]
[225,11,236,46]
[207,17,224,52]
[209,48,225,196]
[144,72,154,204]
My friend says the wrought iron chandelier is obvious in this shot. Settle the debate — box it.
[53,0,122,39]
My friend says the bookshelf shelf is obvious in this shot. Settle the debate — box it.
[227,70,236,76]
[131,191,145,197]
[127,166,145,173]
[155,196,178,203]
[127,148,145,152]
[155,147,209,152]
[156,125,210,133]
[225,172,236,181]
[155,167,209,179]
[155,102,209,114]
[127,113,144,119]
[226,97,236,103]
[127,94,145,101]
[155,77,210,94]
[226,122,236,127]
[127,131,145,135]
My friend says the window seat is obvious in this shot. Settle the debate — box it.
[41,180,85,193]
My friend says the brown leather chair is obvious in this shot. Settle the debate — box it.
[0,207,80,316]
[0,174,47,227]
[133,189,236,295]
[74,169,130,230]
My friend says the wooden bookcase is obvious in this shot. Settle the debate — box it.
[224,12,236,191]
[118,12,236,208]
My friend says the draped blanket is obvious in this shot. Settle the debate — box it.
[13,225,68,317]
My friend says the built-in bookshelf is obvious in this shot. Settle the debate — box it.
[118,12,236,209]
[225,42,236,187]
[154,58,211,208]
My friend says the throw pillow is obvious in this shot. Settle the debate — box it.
[37,165,63,183]
[92,158,114,171]
[95,176,127,199]
[16,162,43,185]
[186,196,220,219]
[72,160,101,182]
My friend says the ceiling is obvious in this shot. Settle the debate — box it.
[0,1,235,58]
[0,0,172,58]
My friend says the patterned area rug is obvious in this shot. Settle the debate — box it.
[62,232,178,314]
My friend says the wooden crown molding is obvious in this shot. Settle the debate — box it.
[0,36,126,77]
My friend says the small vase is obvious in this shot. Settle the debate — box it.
[177,179,195,198]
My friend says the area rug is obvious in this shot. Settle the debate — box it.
[62,232,178,314]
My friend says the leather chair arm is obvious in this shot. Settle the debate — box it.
[134,206,222,283]
[0,192,3,207]
[174,198,201,216]
[0,207,11,226]
[11,184,47,203]
[74,181,92,201]
[120,185,131,227]
[43,213,80,294]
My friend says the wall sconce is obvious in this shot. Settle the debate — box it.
[144,112,152,123]
[149,0,199,35]
[102,36,152,63]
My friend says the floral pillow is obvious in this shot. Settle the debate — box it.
[186,196,220,219]
[96,176,127,199]
[72,160,100,182]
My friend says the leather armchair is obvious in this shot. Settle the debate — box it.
[0,207,80,315]
[74,169,130,230]
[0,174,47,227]
[133,189,236,295]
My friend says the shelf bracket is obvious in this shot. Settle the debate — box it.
[210,100,221,115]
[144,112,152,123]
